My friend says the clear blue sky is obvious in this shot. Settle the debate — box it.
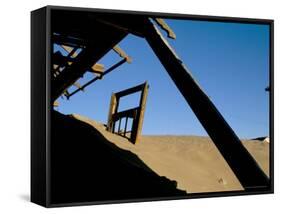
[55,19,270,139]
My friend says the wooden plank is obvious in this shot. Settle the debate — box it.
[67,58,127,99]
[53,100,59,107]
[61,45,79,58]
[61,45,73,54]
[124,117,129,137]
[131,82,149,144]
[91,63,104,72]
[95,17,145,38]
[107,93,117,132]
[144,20,269,190]
[73,82,84,91]
[154,18,176,39]
[52,34,86,48]
[115,82,146,98]
[112,107,139,121]
[113,45,132,63]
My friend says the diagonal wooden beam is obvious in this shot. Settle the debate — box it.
[144,20,269,190]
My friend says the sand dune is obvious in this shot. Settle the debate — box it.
[72,114,269,194]
[51,111,186,204]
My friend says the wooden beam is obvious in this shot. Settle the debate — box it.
[61,45,73,54]
[53,100,59,107]
[115,82,146,98]
[91,63,104,72]
[144,21,269,190]
[95,17,145,38]
[113,45,132,63]
[66,58,127,99]
[107,93,117,132]
[154,18,176,39]
[73,82,84,91]
[53,64,59,70]
[89,63,105,78]
[61,45,80,58]
[52,34,86,48]
[131,82,149,144]
[112,107,139,121]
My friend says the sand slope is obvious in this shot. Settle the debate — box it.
[51,111,186,204]
[72,114,269,194]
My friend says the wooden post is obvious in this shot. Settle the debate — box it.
[131,82,149,144]
[107,93,117,132]
[124,117,128,137]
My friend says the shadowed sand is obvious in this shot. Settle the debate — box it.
[72,113,269,193]
[51,111,186,204]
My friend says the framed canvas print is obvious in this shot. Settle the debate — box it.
[31,5,274,207]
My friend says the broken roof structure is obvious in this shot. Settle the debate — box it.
[51,8,269,192]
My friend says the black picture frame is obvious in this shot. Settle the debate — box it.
[31,5,274,208]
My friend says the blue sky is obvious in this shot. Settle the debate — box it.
[54,19,270,139]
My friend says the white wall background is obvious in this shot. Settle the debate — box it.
[0,0,279,213]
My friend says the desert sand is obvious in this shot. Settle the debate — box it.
[72,114,269,194]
